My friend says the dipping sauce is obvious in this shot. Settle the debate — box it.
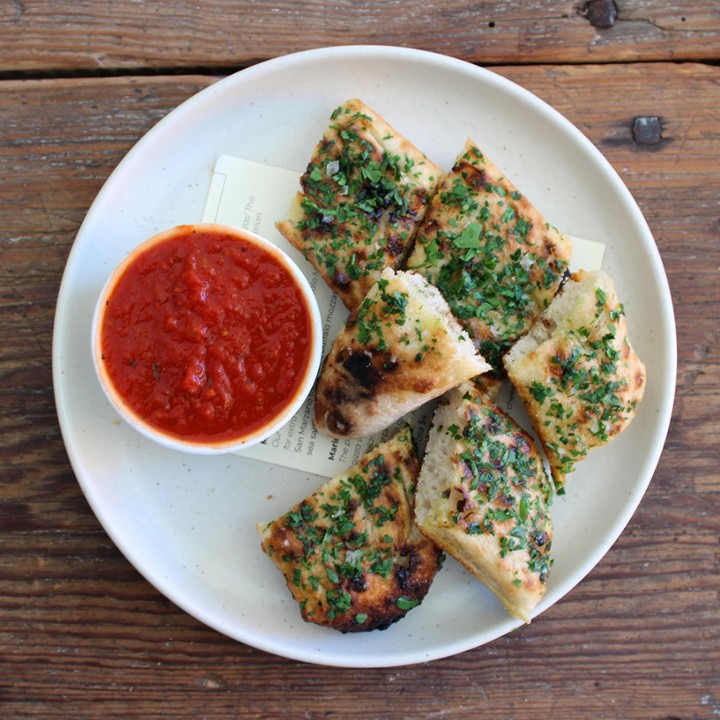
[96,224,318,448]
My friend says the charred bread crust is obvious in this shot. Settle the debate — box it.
[314,267,491,439]
[414,382,553,622]
[276,98,441,312]
[407,139,572,372]
[257,424,443,632]
[503,269,646,490]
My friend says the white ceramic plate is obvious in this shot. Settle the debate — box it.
[53,46,676,667]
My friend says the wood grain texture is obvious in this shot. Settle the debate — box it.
[0,0,718,73]
[1,64,719,718]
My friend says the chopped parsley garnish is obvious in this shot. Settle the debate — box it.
[529,381,554,404]
[395,597,420,611]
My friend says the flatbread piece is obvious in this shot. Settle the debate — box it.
[277,98,442,311]
[258,424,443,632]
[407,139,572,371]
[504,269,646,490]
[415,382,554,622]
[314,267,491,438]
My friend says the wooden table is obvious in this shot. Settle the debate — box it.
[1,2,718,717]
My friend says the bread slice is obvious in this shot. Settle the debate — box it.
[276,98,442,312]
[406,139,572,371]
[503,269,646,490]
[314,267,492,438]
[415,382,554,622]
[258,424,442,633]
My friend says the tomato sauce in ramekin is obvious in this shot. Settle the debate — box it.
[93,224,321,453]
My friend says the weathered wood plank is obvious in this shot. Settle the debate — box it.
[0,1,717,73]
[1,64,718,719]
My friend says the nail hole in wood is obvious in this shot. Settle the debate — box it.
[582,0,618,28]
[632,116,662,145]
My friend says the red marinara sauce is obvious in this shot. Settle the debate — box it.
[99,226,314,444]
